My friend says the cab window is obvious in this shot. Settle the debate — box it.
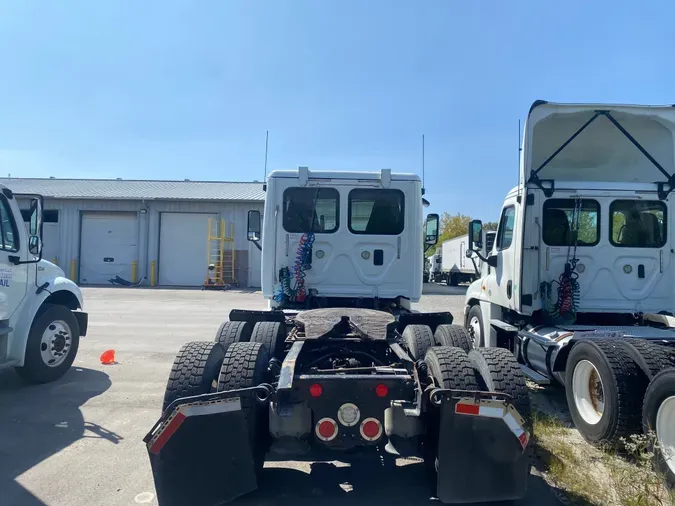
[0,196,19,252]
[348,189,404,235]
[543,199,600,246]
[282,187,339,233]
[496,206,515,250]
[610,200,666,248]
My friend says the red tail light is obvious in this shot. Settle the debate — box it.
[375,384,388,397]
[309,383,323,397]
[359,417,382,441]
[315,417,338,441]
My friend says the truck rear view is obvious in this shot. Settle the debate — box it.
[144,167,533,505]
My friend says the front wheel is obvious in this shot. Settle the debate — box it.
[15,304,81,384]
[466,304,484,348]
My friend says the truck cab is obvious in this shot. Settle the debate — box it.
[0,184,87,383]
[247,167,438,311]
[463,101,675,454]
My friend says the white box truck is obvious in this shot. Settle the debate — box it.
[0,183,88,383]
[441,232,496,286]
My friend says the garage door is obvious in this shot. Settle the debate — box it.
[80,212,138,285]
[159,213,217,286]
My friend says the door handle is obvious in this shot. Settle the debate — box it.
[507,280,512,299]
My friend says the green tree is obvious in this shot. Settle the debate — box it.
[484,221,498,231]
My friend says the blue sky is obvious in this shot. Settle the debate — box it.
[1,1,674,220]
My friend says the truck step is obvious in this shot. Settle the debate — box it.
[519,364,551,385]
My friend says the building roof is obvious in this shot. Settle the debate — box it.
[0,178,266,202]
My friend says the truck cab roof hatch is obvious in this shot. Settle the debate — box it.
[528,110,675,199]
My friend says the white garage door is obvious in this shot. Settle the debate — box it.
[80,212,138,285]
[159,213,217,286]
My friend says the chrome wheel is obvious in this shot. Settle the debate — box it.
[656,395,675,475]
[40,320,72,368]
[468,316,481,348]
[572,360,605,425]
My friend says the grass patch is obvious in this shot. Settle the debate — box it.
[532,410,674,506]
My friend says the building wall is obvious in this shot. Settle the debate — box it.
[18,197,264,287]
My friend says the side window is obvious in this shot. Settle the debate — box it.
[0,197,19,252]
[610,200,666,248]
[282,187,339,234]
[542,199,600,246]
[348,189,405,235]
[496,206,515,251]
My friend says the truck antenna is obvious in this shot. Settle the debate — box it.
[422,134,425,195]
[264,130,269,180]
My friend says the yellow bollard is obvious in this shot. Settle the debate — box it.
[150,260,156,287]
[131,261,137,284]
[70,259,77,281]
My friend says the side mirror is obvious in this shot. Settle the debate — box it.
[425,213,439,245]
[247,210,261,241]
[28,196,43,237]
[468,219,483,250]
[29,235,42,256]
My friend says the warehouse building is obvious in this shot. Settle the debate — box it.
[0,178,265,288]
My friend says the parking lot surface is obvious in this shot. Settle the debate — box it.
[1,286,558,506]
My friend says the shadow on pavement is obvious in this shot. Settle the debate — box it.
[0,367,113,506]
[234,458,564,506]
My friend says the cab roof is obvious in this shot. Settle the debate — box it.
[268,168,421,182]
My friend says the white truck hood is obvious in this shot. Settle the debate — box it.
[522,101,675,188]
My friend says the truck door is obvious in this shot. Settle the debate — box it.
[486,195,521,311]
[0,192,28,321]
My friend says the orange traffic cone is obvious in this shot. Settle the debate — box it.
[100,349,116,365]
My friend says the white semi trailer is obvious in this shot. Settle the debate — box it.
[441,232,496,286]
[464,101,675,487]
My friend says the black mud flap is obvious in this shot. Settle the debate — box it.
[143,386,272,506]
[432,390,530,504]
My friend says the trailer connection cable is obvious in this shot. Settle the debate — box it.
[543,198,582,325]
[274,232,315,304]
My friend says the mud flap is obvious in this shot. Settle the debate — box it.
[433,391,530,504]
[144,388,269,506]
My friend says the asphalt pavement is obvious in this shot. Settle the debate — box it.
[0,286,561,506]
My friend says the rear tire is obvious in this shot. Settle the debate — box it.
[218,342,271,473]
[162,341,225,412]
[402,324,435,361]
[434,324,472,353]
[564,340,648,448]
[468,347,531,425]
[642,367,675,490]
[620,339,674,380]
[214,321,253,352]
[423,346,477,478]
[250,321,286,358]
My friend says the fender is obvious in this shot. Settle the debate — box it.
[8,276,84,367]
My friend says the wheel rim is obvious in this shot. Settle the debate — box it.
[40,320,72,368]
[656,395,675,475]
[572,360,605,425]
[468,316,481,348]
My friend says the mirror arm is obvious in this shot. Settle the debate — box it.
[470,249,489,262]
[252,239,262,252]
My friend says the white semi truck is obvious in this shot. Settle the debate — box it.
[464,101,675,486]
[144,167,533,505]
[0,184,88,383]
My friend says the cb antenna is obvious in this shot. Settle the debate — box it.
[422,134,425,195]
[264,130,269,180]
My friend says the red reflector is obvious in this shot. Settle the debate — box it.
[318,420,336,439]
[455,403,480,416]
[375,384,388,397]
[362,420,380,439]
[309,384,323,397]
